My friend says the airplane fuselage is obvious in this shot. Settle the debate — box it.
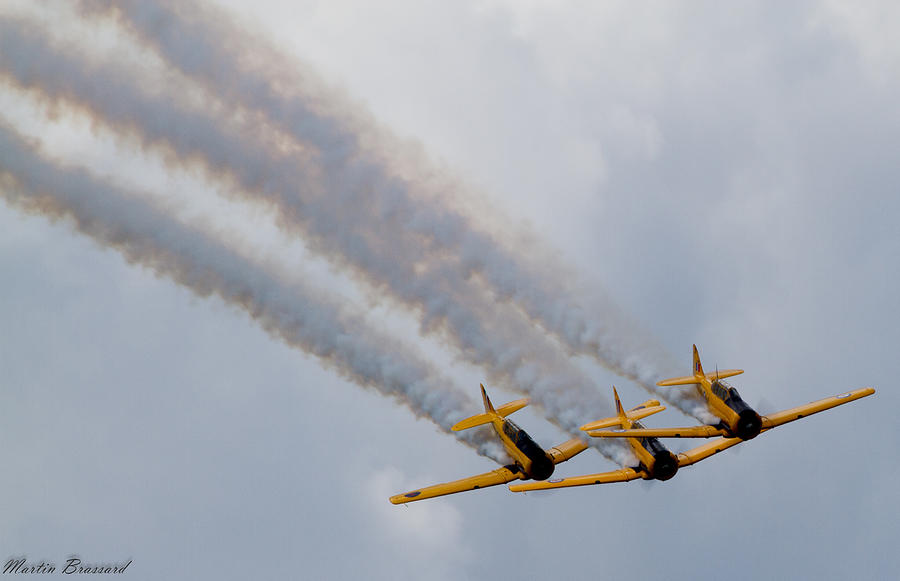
[699,378,762,440]
[628,421,679,481]
[493,417,554,480]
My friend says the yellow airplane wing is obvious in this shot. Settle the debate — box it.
[586,425,726,438]
[676,436,745,467]
[761,387,875,430]
[391,439,587,504]
[390,466,524,504]
[508,468,642,492]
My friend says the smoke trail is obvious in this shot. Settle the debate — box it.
[76,0,701,414]
[0,119,513,462]
[0,16,641,445]
[0,15,674,474]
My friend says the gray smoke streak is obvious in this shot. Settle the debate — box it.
[75,0,701,416]
[0,120,510,462]
[0,16,642,453]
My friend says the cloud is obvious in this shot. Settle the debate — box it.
[362,467,473,581]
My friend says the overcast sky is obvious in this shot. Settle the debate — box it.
[1,1,898,580]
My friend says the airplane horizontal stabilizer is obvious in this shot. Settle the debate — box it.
[705,369,744,381]
[657,369,745,386]
[626,404,667,423]
[761,387,875,430]
[586,425,726,438]
[451,394,530,431]
[451,412,495,431]
[508,468,641,492]
[476,384,529,417]
[656,375,702,386]
[631,399,661,409]
[580,404,666,432]
[579,416,624,431]
[494,398,529,418]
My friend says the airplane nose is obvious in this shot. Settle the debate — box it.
[736,410,762,440]
[530,455,555,481]
[653,452,679,481]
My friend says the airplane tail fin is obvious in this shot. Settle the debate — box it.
[614,386,626,420]
[657,344,744,386]
[580,387,666,431]
[657,344,706,386]
[481,384,496,414]
[452,384,529,431]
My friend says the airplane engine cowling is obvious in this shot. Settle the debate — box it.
[529,454,555,481]
[735,409,762,440]
[652,451,679,481]
[725,389,762,440]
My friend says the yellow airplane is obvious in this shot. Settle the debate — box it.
[508,387,744,492]
[390,385,588,504]
[589,345,875,441]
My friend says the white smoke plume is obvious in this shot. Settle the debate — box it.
[0,5,683,467]
[73,0,702,415]
[0,14,640,446]
[0,119,513,462]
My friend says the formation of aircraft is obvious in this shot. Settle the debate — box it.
[391,345,875,502]
[508,387,745,492]
[389,385,588,504]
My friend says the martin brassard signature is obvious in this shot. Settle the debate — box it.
[3,557,131,575]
